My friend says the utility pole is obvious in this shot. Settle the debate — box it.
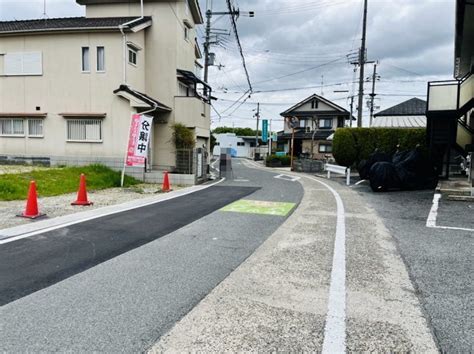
[203,9,212,91]
[369,62,379,126]
[203,3,254,92]
[255,102,260,149]
[349,95,355,128]
[357,0,368,127]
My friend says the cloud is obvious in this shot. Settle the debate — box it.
[0,0,457,129]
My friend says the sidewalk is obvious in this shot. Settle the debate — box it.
[150,172,437,352]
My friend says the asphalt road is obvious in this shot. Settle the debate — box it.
[0,159,304,352]
[352,183,473,352]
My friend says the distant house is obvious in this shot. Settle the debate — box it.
[212,133,258,158]
[372,98,427,128]
[278,94,351,159]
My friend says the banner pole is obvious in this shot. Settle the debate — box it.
[121,113,135,187]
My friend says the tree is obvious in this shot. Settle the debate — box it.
[212,126,259,137]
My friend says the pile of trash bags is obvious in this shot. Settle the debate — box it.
[358,148,438,192]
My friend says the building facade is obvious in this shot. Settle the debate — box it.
[278,94,351,159]
[426,0,473,177]
[0,0,210,180]
[212,133,258,158]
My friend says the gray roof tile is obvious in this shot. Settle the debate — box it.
[374,97,427,117]
[0,16,151,34]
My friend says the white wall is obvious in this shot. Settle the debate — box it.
[212,133,251,158]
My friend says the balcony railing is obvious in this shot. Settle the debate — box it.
[427,71,473,112]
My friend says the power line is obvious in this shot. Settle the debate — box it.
[226,0,253,93]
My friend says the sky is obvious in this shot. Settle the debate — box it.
[0,0,456,131]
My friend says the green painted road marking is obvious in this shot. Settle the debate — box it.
[221,199,296,216]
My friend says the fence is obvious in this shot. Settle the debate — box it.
[175,148,209,182]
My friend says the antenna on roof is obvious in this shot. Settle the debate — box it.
[43,0,48,19]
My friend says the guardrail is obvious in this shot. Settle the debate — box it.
[325,163,351,185]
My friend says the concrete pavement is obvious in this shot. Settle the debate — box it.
[152,160,437,352]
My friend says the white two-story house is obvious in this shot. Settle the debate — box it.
[0,0,210,182]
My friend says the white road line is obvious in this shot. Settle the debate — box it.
[274,174,301,182]
[243,158,347,352]
[426,193,474,232]
[0,178,226,245]
[426,193,440,228]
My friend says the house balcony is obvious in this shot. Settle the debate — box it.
[174,96,210,138]
[427,72,474,114]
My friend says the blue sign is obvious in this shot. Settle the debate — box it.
[262,119,268,143]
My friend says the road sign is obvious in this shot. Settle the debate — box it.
[262,119,268,143]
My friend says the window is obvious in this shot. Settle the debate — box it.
[184,26,189,41]
[237,142,245,146]
[28,119,43,137]
[4,52,42,76]
[67,119,102,142]
[128,48,137,66]
[319,118,333,129]
[178,82,189,96]
[311,99,319,109]
[319,144,333,153]
[299,119,307,128]
[82,47,90,72]
[96,46,105,72]
[0,119,25,136]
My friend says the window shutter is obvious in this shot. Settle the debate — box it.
[4,52,42,75]
[4,53,23,75]
[22,52,42,75]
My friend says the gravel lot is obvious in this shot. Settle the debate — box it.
[0,165,187,229]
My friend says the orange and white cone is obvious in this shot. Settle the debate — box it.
[71,174,93,206]
[17,181,45,219]
[162,171,172,192]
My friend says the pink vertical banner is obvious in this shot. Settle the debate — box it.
[126,114,145,166]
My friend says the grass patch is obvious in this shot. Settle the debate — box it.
[0,164,140,201]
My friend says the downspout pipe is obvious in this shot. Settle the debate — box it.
[119,0,145,84]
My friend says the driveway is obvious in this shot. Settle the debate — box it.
[352,183,473,352]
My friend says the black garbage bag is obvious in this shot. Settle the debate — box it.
[358,151,392,180]
[369,161,402,192]
[394,148,438,190]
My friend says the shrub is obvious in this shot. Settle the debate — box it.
[333,128,358,167]
[266,154,291,166]
[333,128,427,167]
[172,123,195,149]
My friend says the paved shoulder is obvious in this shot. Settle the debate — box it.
[152,169,437,352]
[0,186,258,306]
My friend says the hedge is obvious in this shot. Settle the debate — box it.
[266,154,291,166]
[333,128,427,167]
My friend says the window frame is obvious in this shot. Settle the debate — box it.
[81,47,90,73]
[96,46,105,72]
[319,118,333,129]
[128,47,137,67]
[66,118,103,143]
[319,144,333,153]
[0,118,26,137]
[27,119,44,138]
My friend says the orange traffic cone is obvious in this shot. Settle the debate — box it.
[162,171,172,192]
[71,174,93,206]
[17,181,45,219]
